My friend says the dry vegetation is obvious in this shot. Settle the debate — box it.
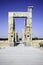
[0,40,8,46]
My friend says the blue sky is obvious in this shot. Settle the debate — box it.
[0,0,43,38]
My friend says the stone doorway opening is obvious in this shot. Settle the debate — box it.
[13,18,26,42]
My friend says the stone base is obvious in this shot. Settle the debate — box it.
[10,42,14,46]
[23,42,31,46]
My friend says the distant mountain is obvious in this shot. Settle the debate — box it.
[32,37,43,40]
[0,38,8,40]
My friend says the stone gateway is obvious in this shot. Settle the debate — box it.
[8,6,33,46]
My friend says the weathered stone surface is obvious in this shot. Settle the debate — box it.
[8,6,33,46]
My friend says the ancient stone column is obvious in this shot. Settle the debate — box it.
[27,6,33,45]
[8,12,14,46]
[15,31,18,42]
[22,29,26,43]
[25,6,33,46]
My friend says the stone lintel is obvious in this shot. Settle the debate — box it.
[8,12,32,18]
